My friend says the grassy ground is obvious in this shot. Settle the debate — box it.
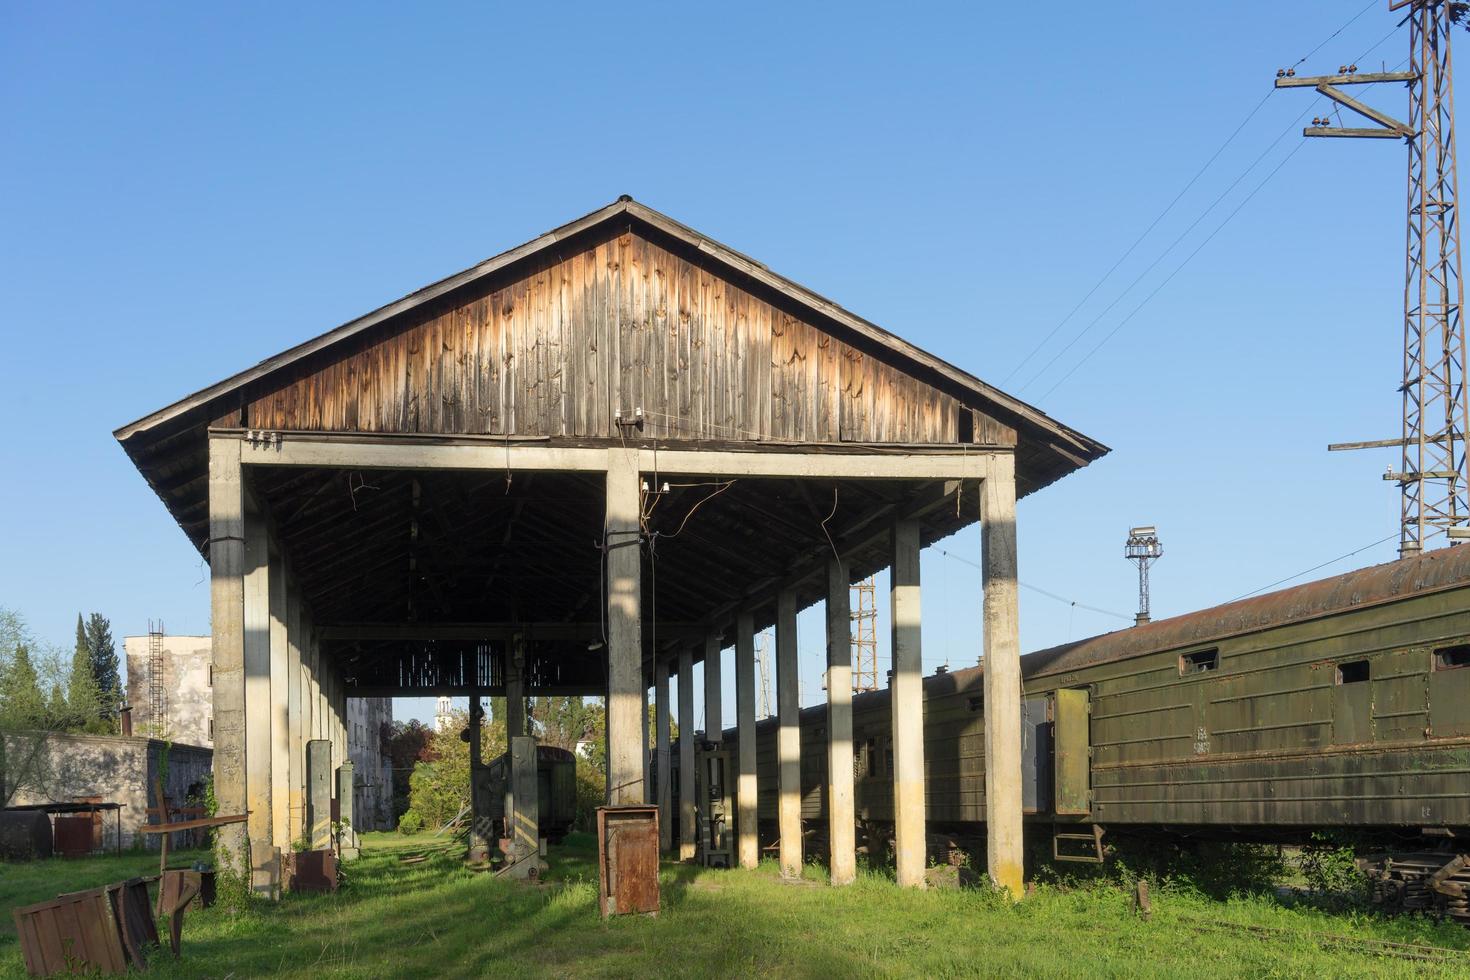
[3,833,1469,978]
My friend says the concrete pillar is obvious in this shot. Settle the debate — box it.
[702,633,723,741]
[207,437,248,875]
[982,453,1024,899]
[268,555,290,853]
[242,508,277,895]
[776,588,802,878]
[306,739,332,850]
[655,659,672,852]
[468,696,489,863]
[735,611,758,869]
[337,760,357,859]
[506,635,527,739]
[605,446,644,804]
[677,647,697,861]
[890,519,926,889]
[825,557,856,886]
[286,587,305,845]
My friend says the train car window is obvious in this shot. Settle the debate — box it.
[1435,644,1470,670]
[1179,648,1219,675]
[967,695,984,712]
[1336,660,1370,684]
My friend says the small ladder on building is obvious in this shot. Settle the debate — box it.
[147,621,168,738]
[1052,824,1106,864]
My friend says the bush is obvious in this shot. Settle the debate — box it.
[1297,832,1368,908]
[398,811,424,835]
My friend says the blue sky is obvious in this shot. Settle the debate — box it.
[0,1,1424,725]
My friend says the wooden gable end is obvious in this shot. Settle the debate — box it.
[244,226,998,445]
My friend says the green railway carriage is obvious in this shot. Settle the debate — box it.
[680,545,1470,863]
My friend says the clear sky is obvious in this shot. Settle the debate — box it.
[0,1,1427,726]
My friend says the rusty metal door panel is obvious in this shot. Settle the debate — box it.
[1429,653,1470,736]
[53,815,95,857]
[1372,649,1430,742]
[1054,688,1091,815]
[598,805,660,917]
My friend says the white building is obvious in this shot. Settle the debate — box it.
[125,632,396,829]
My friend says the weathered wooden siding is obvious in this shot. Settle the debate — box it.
[246,230,971,444]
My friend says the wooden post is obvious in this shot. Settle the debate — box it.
[242,507,277,895]
[982,453,1025,899]
[825,557,856,886]
[890,519,926,889]
[655,659,672,852]
[703,633,723,741]
[605,447,644,804]
[776,588,802,878]
[268,554,290,855]
[207,436,249,877]
[735,611,758,869]
[677,647,697,861]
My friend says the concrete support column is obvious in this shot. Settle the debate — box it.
[286,587,305,845]
[775,588,802,878]
[268,555,290,854]
[890,519,926,889]
[605,447,644,804]
[702,634,723,741]
[825,557,856,885]
[207,437,248,875]
[506,634,527,739]
[677,647,697,861]
[735,611,758,869]
[468,696,489,863]
[242,507,277,895]
[655,659,672,852]
[982,454,1025,899]
[306,739,332,850]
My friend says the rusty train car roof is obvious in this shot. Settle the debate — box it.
[717,546,1470,739]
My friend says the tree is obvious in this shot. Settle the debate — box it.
[402,707,507,832]
[382,719,435,819]
[0,609,76,805]
[67,615,102,732]
[83,613,120,720]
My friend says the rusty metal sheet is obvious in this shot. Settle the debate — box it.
[13,885,129,976]
[53,815,95,858]
[1054,688,1091,816]
[597,805,660,918]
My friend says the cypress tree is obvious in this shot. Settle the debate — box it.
[68,616,100,731]
[83,613,120,719]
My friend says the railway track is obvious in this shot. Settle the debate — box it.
[1171,914,1468,964]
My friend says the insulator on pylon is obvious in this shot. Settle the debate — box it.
[1277,68,1286,78]
[1349,65,1358,73]
[1339,65,1347,73]
[1287,68,1296,77]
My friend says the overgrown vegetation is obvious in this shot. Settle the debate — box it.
[4,833,1467,978]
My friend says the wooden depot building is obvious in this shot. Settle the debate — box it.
[115,196,1107,896]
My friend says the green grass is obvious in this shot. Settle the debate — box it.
[3,833,1469,978]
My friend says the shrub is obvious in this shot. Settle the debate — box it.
[398,811,424,835]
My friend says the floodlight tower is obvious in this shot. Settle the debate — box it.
[1125,526,1163,626]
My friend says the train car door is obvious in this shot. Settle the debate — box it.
[1021,696,1053,814]
[1053,688,1091,816]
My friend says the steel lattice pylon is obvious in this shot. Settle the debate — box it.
[1280,0,1470,555]
[1400,0,1469,555]
[850,577,879,693]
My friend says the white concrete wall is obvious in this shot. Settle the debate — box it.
[4,732,212,849]
[346,696,394,830]
[125,634,213,747]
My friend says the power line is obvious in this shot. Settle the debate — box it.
[1019,108,1312,396]
[1227,532,1400,602]
[1001,88,1276,387]
[933,547,1131,621]
[1037,139,1307,399]
[1003,0,1388,390]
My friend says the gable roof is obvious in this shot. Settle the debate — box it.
[116,197,1103,451]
